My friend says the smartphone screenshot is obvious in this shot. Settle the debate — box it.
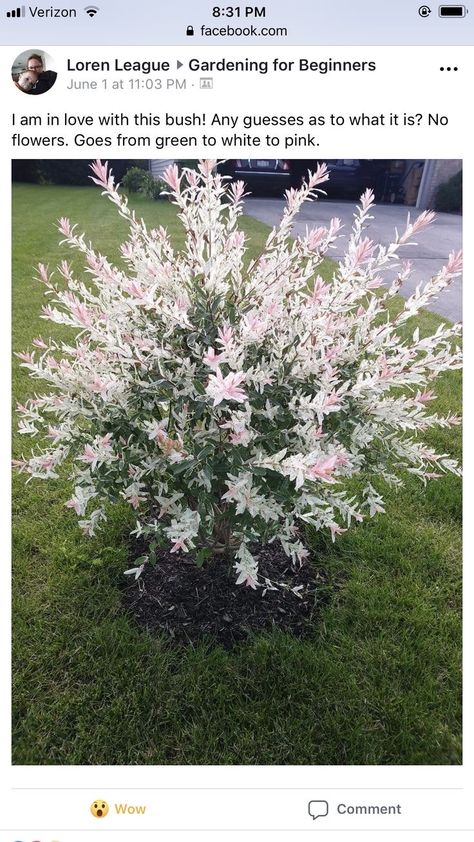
[1,1,471,839]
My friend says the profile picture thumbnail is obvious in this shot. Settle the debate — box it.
[12,49,57,94]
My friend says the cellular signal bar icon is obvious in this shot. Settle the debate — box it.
[6,5,26,16]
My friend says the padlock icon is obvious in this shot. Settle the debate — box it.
[186,25,194,36]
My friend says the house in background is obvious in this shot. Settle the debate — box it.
[415,159,461,208]
[148,159,462,209]
[149,160,175,180]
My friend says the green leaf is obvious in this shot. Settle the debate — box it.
[197,444,214,461]
[195,547,211,568]
[169,458,194,475]
[193,379,206,395]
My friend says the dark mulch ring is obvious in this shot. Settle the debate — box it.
[121,542,334,648]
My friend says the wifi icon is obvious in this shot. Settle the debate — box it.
[84,5,99,16]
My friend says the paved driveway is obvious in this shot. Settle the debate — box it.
[244,198,462,322]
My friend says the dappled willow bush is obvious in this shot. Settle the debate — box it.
[15,160,462,589]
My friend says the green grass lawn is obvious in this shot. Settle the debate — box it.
[12,183,462,765]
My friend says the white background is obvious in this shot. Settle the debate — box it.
[0,43,471,839]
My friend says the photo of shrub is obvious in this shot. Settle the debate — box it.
[12,159,462,765]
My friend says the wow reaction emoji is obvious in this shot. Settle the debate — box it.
[90,799,109,818]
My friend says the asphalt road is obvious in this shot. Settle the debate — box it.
[244,198,462,323]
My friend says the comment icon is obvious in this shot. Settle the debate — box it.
[308,799,329,820]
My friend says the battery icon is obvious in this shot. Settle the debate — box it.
[439,5,467,14]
